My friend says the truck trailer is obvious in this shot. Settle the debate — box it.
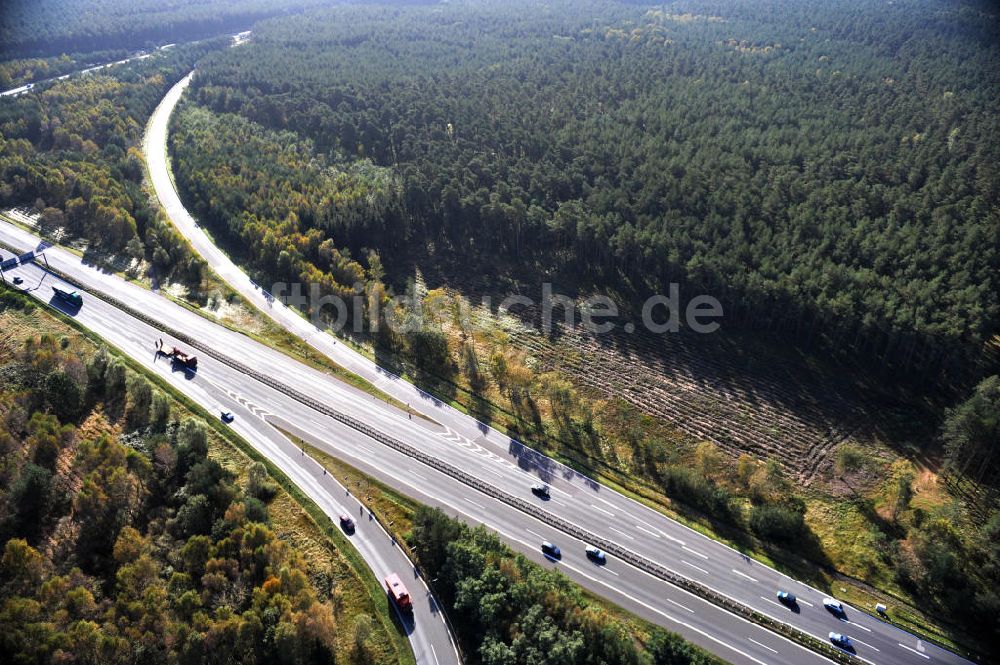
[160,344,198,369]
[51,286,83,307]
[384,573,412,613]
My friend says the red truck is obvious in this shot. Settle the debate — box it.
[165,346,198,369]
[384,573,412,613]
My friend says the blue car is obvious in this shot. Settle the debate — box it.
[823,597,845,616]
[776,590,797,606]
[541,541,561,558]
[829,632,852,649]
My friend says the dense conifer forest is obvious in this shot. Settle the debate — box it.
[0,0,313,59]
[176,0,999,379]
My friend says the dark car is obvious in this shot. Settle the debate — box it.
[823,597,845,617]
[531,483,550,498]
[776,590,797,606]
[541,541,561,558]
[585,545,606,564]
[221,411,235,423]
[339,514,355,533]
[12,276,23,285]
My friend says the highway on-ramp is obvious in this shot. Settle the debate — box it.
[140,71,977,665]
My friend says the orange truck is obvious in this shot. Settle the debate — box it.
[384,573,412,613]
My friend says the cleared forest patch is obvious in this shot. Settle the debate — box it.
[403,256,939,486]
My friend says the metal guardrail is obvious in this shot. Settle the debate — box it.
[11,248,862,665]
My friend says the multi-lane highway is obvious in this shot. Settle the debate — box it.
[0,48,164,98]
[0,236,822,665]
[0,216,975,665]
[140,71,978,665]
[0,244,458,665]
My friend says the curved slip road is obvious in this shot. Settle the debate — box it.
[138,66,973,665]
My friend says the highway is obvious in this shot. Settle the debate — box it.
[0,246,458,665]
[1,238,824,665]
[142,72,977,665]
[1,214,976,665]
[0,49,161,98]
